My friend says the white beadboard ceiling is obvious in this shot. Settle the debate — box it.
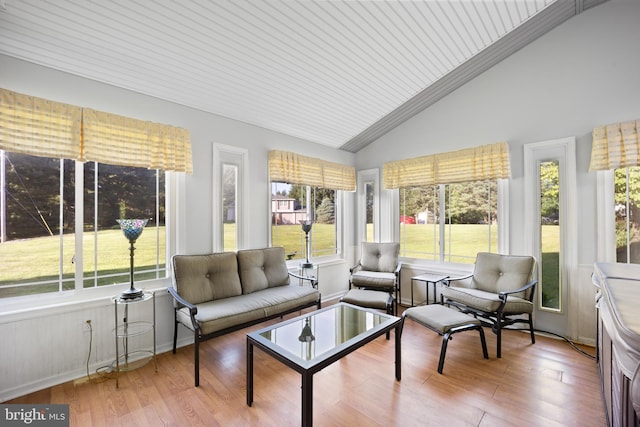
[0,0,607,152]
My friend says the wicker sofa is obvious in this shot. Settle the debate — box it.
[168,246,321,386]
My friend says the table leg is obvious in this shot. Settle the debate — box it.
[302,372,313,427]
[395,323,402,381]
[411,278,415,307]
[246,338,253,407]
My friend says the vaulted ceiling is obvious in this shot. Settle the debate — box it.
[0,0,607,152]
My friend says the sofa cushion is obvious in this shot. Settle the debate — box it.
[237,247,290,294]
[177,285,319,335]
[172,252,242,305]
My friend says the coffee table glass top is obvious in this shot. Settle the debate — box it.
[248,303,399,367]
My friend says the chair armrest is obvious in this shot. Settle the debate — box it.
[288,271,318,289]
[498,278,538,302]
[443,273,473,287]
[167,286,198,317]
[394,261,402,275]
[350,262,362,274]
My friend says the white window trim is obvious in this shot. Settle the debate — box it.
[0,167,182,313]
[357,168,379,243]
[523,137,578,341]
[270,185,346,268]
[212,143,249,251]
[390,180,509,264]
[595,170,616,262]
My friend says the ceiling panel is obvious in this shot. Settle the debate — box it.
[0,0,607,152]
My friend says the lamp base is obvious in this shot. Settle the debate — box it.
[120,287,144,300]
[300,262,314,269]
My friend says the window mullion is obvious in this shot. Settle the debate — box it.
[93,163,99,287]
[74,161,84,290]
[439,184,446,262]
[626,168,631,263]
[58,159,64,292]
[156,170,160,277]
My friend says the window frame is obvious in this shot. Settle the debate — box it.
[395,179,508,264]
[0,150,180,308]
[595,167,640,263]
[521,136,580,336]
[269,182,344,266]
[212,143,248,252]
[357,168,379,243]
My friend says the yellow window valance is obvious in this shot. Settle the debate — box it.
[81,108,192,173]
[269,150,356,191]
[0,89,192,173]
[589,119,640,171]
[383,142,511,189]
[0,89,82,160]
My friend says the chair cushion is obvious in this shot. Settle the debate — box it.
[172,252,242,305]
[471,252,535,299]
[341,289,392,310]
[360,242,399,273]
[237,247,290,294]
[404,304,480,334]
[441,286,533,314]
[351,270,396,290]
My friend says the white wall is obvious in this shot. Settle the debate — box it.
[357,0,640,343]
[1,0,639,401]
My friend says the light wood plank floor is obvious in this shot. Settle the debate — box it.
[7,304,606,427]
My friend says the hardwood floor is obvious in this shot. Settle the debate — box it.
[7,304,606,426]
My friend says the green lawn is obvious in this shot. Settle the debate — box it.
[2,224,560,300]
[0,227,165,297]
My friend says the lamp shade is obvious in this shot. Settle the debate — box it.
[117,219,148,242]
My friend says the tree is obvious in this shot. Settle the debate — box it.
[540,161,559,219]
[315,197,335,224]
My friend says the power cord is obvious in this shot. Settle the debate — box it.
[84,320,116,381]
[86,320,93,380]
[510,327,597,360]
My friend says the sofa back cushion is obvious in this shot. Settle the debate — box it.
[360,242,400,273]
[237,247,290,294]
[172,252,242,305]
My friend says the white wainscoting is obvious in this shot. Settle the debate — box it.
[576,263,598,346]
[0,290,178,402]
[0,262,348,402]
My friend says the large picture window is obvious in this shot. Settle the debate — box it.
[271,182,338,261]
[399,180,498,263]
[0,150,166,299]
[0,89,191,301]
[268,150,354,264]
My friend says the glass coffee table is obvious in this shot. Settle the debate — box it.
[246,302,402,427]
